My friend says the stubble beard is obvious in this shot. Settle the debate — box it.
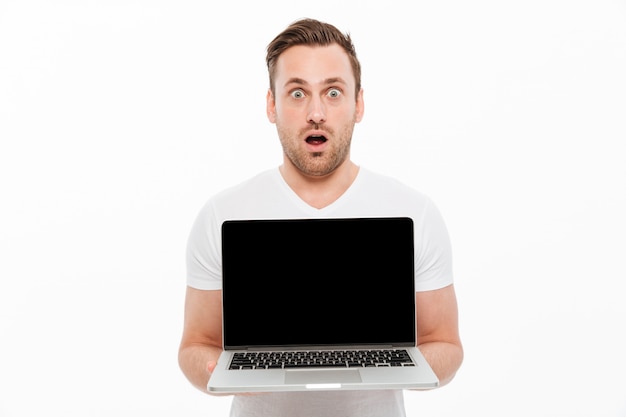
[277,119,356,177]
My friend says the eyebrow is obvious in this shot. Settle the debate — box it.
[284,77,348,88]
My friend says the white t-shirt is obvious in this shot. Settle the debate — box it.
[186,167,454,417]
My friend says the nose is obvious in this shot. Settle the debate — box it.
[307,96,326,124]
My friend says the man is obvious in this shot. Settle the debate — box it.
[179,18,463,417]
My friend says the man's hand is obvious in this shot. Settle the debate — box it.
[179,288,224,394]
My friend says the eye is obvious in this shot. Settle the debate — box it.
[327,88,342,98]
[291,89,305,99]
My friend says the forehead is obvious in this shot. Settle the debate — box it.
[274,44,355,89]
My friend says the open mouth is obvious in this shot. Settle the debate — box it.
[305,135,327,145]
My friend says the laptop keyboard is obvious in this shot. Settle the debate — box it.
[229,349,416,370]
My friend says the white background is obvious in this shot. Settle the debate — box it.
[1,1,625,416]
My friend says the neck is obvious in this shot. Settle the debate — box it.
[279,158,359,209]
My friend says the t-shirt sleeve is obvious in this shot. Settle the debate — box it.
[413,198,454,292]
[185,200,223,290]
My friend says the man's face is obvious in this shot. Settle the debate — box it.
[267,44,364,177]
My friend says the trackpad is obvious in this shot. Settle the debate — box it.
[285,369,362,384]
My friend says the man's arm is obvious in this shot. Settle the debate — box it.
[415,284,463,387]
[178,287,225,395]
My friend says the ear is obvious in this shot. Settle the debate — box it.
[266,89,276,123]
[355,88,365,123]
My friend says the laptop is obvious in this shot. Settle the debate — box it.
[207,217,439,393]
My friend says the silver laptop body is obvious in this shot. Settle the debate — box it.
[208,217,439,393]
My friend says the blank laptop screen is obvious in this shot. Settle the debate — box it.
[221,217,416,350]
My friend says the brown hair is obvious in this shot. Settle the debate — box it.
[266,18,362,98]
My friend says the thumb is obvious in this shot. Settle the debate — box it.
[207,360,218,374]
